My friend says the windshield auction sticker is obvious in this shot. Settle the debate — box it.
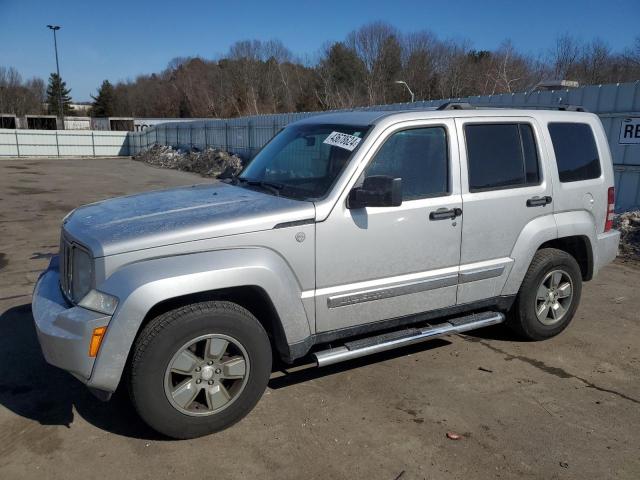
[323,131,362,151]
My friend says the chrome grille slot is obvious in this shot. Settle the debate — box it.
[59,236,73,302]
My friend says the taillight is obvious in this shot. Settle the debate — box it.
[605,186,615,232]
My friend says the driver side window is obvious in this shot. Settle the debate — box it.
[364,126,449,200]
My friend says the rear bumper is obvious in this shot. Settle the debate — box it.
[594,229,621,275]
[32,256,111,383]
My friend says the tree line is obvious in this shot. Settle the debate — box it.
[0,67,76,116]
[2,22,640,119]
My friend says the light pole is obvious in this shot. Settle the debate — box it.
[46,24,64,128]
[394,80,415,103]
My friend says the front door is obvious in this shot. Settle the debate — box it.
[315,119,463,333]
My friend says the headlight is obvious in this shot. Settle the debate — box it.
[71,247,93,302]
[78,289,119,315]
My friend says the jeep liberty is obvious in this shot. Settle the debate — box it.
[32,104,620,438]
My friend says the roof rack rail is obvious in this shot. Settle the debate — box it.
[556,104,586,112]
[437,102,474,110]
[436,102,587,112]
[471,103,587,112]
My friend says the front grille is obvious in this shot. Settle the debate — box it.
[59,235,92,303]
[59,236,73,302]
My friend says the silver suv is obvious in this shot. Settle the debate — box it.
[32,105,620,438]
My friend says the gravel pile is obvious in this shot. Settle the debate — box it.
[614,211,640,262]
[134,144,244,178]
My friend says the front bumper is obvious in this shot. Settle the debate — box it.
[32,256,111,383]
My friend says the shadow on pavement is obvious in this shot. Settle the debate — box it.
[1,303,476,439]
[269,338,451,390]
[462,322,522,342]
[0,304,163,440]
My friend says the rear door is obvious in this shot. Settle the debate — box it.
[546,118,609,233]
[455,117,553,304]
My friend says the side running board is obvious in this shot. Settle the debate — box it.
[313,311,505,367]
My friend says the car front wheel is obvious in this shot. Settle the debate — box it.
[128,301,272,439]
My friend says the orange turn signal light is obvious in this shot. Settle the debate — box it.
[89,327,107,357]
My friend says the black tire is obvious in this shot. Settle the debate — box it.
[509,248,582,340]
[128,301,272,439]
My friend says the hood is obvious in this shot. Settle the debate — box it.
[63,182,315,257]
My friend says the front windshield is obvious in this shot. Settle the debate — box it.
[239,123,371,200]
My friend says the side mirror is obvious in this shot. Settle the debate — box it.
[347,175,402,209]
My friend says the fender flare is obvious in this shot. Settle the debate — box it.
[88,248,311,392]
[501,215,557,296]
[502,211,598,296]
[553,210,598,274]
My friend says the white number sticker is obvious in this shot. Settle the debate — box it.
[323,131,362,151]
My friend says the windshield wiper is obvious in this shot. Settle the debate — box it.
[238,177,284,196]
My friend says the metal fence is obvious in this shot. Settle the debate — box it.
[127,112,314,159]
[0,129,129,157]
[2,81,639,210]
[126,81,640,211]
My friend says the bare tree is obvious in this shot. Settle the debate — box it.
[72,26,640,119]
[0,66,46,115]
[346,22,401,105]
[486,40,536,94]
[550,34,581,79]
[401,31,438,100]
[624,36,640,67]
[578,38,613,84]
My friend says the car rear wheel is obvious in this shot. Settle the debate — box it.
[128,301,272,439]
[509,248,582,340]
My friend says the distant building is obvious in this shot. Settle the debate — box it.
[41,102,92,115]
[70,103,92,114]
[532,80,580,91]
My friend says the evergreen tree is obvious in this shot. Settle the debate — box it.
[46,73,73,115]
[91,79,115,117]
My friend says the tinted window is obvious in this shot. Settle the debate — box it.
[240,123,370,200]
[364,127,448,200]
[521,124,540,184]
[548,123,601,182]
[465,123,540,192]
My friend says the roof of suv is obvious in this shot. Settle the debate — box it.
[293,107,594,127]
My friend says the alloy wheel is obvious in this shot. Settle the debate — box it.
[535,269,574,326]
[164,334,250,416]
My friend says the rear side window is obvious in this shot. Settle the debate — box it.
[465,123,540,192]
[548,123,601,182]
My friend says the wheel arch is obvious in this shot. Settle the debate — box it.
[502,214,558,296]
[502,211,598,296]
[139,285,292,362]
[538,235,593,281]
[87,248,312,393]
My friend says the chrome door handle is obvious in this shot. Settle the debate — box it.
[526,196,552,207]
[429,207,462,220]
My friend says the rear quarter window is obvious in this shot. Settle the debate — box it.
[548,123,601,182]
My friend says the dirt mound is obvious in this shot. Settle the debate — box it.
[614,211,640,262]
[134,145,244,178]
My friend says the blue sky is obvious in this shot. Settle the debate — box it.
[0,0,637,101]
